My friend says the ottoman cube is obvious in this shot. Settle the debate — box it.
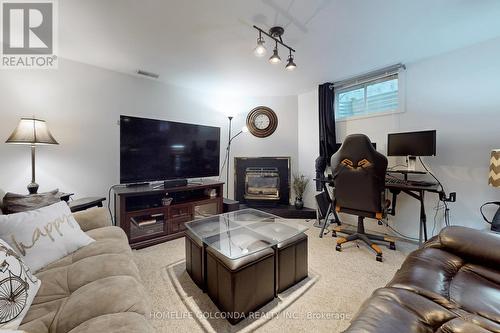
[185,229,205,290]
[277,233,308,293]
[206,245,275,325]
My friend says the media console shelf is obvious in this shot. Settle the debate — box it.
[114,180,224,249]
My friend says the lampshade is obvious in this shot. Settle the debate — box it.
[285,54,297,71]
[253,37,266,57]
[5,118,58,145]
[489,149,500,187]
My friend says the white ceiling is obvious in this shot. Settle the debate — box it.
[60,0,500,96]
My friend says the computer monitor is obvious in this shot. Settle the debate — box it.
[387,130,436,157]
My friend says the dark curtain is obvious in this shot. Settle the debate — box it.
[318,83,336,164]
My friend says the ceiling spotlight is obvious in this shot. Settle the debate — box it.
[285,52,296,71]
[269,42,281,64]
[253,32,267,57]
[253,25,296,71]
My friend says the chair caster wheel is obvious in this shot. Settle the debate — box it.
[377,220,383,226]
[332,231,337,237]
[389,242,396,251]
[336,244,342,252]
[376,254,383,262]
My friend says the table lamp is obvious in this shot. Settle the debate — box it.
[488,149,500,231]
[5,118,59,194]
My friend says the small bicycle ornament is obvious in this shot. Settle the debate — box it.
[0,244,37,324]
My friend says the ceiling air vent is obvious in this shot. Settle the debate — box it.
[137,70,159,79]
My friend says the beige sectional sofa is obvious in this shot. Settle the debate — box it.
[18,208,154,333]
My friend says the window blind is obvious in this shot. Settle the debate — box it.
[336,75,399,120]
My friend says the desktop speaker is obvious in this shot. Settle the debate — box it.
[164,179,188,189]
[315,192,331,219]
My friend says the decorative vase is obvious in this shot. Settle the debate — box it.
[294,197,304,210]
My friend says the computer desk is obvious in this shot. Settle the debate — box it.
[315,175,445,246]
[385,180,444,247]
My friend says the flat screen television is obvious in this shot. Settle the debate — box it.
[120,115,220,184]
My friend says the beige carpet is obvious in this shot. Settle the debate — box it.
[133,222,411,333]
[163,258,320,332]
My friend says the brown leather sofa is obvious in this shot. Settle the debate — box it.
[345,226,500,333]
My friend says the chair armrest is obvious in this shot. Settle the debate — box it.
[72,207,112,232]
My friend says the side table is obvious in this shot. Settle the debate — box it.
[69,197,106,213]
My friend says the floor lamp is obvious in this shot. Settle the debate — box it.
[225,116,248,198]
[5,118,59,194]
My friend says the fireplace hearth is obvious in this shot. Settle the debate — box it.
[235,157,290,206]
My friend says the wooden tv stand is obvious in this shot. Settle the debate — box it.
[114,180,224,249]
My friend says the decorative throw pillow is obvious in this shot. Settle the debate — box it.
[0,238,41,329]
[0,201,95,272]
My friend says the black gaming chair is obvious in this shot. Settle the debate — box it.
[330,134,395,262]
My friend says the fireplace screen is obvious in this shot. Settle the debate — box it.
[244,167,280,201]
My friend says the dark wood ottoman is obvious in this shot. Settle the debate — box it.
[185,229,205,290]
[206,246,275,325]
[276,233,308,293]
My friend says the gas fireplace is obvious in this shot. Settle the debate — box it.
[244,167,280,201]
[234,157,290,206]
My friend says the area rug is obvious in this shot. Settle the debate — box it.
[164,259,320,333]
[133,224,411,332]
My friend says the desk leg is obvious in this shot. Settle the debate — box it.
[418,190,428,247]
[319,204,332,238]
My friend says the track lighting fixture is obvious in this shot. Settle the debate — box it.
[269,42,281,64]
[253,25,297,71]
[253,31,267,57]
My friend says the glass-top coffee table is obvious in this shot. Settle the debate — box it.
[185,208,309,260]
[184,209,310,324]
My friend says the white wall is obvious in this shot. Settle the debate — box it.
[298,37,500,238]
[0,59,298,202]
[297,89,319,209]
[2,36,498,239]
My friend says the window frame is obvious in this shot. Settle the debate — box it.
[334,71,405,122]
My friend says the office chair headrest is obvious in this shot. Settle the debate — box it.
[331,134,387,176]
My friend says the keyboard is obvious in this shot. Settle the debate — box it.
[386,178,409,185]
[385,178,437,187]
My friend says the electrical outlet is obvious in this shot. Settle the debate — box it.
[440,192,456,202]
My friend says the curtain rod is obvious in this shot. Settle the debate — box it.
[330,63,406,90]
